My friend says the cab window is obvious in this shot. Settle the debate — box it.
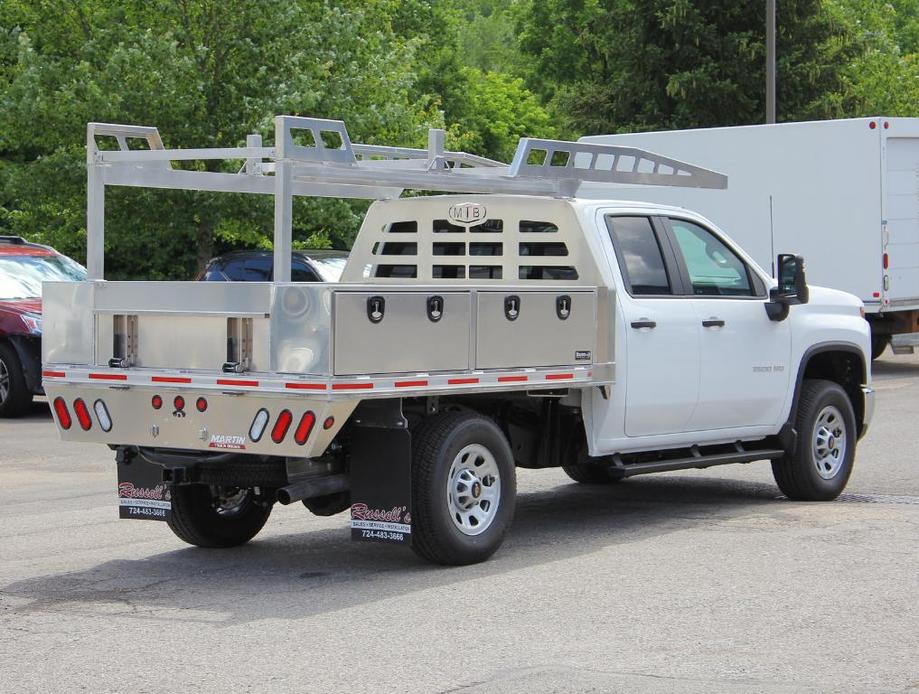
[605,216,672,296]
[668,219,754,297]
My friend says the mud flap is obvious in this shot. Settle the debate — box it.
[348,399,412,545]
[116,454,172,522]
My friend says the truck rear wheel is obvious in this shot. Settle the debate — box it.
[562,461,623,484]
[167,484,273,548]
[411,411,516,565]
[772,379,856,501]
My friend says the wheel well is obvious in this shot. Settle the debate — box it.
[799,349,866,436]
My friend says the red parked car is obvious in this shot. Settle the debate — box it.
[0,236,86,417]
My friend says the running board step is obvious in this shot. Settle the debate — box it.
[610,448,785,479]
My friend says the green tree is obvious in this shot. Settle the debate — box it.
[0,0,438,278]
[518,0,862,135]
[828,0,919,117]
[388,0,555,161]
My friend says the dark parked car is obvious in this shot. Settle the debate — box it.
[196,249,348,283]
[0,237,87,417]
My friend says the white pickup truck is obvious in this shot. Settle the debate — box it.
[43,117,874,565]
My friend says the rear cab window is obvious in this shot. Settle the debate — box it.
[605,216,673,296]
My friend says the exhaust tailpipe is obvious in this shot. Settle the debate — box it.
[277,474,349,505]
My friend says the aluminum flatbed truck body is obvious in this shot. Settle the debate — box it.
[43,116,873,564]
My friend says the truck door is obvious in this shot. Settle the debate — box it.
[663,217,791,430]
[605,216,701,437]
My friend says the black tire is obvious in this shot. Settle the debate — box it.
[167,484,273,548]
[411,411,516,566]
[870,333,890,360]
[562,461,623,484]
[772,379,857,501]
[0,342,33,418]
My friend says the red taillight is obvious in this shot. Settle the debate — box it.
[174,396,185,411]
[271,410,293,444]
[196,397,208,412]
[152,395,163,410]
[294,411,316,446]
[73,398,92,431]
[53,397,72,430]
[323,416,335,430]
[883,253,889,269]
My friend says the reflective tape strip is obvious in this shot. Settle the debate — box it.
[216,379,260,387]
[88,373,128,381]
[285,382,328,390]
[45,366,598,394]
[332,382,374,391]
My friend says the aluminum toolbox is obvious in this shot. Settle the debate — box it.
[333,290,472,375]
[475,289,598,369]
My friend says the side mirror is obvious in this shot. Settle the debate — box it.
[777,253,809,304]
[766,253,809,321]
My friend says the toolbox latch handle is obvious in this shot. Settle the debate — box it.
[427,295,444,322]
[504,295,521,321]
[367,296,385,324]
[556,295,571,320]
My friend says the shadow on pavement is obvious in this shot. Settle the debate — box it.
[2,474,784,623]
[872,356,919,376]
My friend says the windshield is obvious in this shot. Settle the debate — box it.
[312,256,347,282]
[0,254,87,300]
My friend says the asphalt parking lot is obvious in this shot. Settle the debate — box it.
[1,354,917,693]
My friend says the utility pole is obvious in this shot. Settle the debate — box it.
[766,0,776,123]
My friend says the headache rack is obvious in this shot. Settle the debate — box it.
[85,115,727,281]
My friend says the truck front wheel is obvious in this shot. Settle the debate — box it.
[167,484,273,548]
[772,379,856,501]
[411,412,516,565]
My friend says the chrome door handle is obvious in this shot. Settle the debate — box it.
[702,319,725,328]
[630,320,657,329]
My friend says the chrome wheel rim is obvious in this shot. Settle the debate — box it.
[447,443,501,536]
[0,357,8,404]
[813,405,847,480]
[211,487,252,517]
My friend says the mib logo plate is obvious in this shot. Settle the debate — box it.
[448,202,487,226]
[575,350,592,361]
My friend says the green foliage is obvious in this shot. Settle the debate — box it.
[518,0,865,135]
[0,0,437,278]
[828,0,919,117]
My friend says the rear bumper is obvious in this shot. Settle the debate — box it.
[43,382,358,458]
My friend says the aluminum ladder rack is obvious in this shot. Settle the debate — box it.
[86,115,728,280]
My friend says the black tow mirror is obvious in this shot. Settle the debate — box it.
[766,253,809,321]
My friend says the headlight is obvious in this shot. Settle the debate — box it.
[20,313,42,335]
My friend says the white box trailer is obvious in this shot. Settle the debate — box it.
[581,117,919,357]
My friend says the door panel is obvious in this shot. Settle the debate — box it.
[622,298,701,436]
[664,216,791,429]
[691,299,790,429]
[604,214,700,437]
